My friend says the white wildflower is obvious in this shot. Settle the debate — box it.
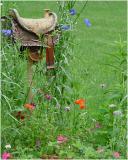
[113,110,123,116]
[109,104,116,108]
[56,103,60,109]
[64,106,70,111]
[92,118,97,122]
[81,112,87,116]
[5,144,11,149]
[100,83,106,89]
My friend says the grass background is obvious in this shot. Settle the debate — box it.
[1,1,127,158]
[2,0,127,112]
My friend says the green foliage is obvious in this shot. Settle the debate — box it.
[1,1,127,159]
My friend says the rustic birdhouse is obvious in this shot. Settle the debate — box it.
[9,8,59,69]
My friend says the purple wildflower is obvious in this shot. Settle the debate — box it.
[113,152,120,158]
[84,19,91,27]
[61,25,71,31]
[57,135,68,144]
[69,9,76,15]
[95,122,102,129]
[1,29,12,36]
[45,94,52,100]
[30,103,36,108]
[2,152,12,160]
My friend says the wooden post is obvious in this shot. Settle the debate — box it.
[26,33,55,103]
[27,53,33,103]
[46,34,54,69]
[27,47,43,103]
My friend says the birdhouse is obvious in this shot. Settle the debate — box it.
[9,9,59,69]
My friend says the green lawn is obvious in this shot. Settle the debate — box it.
[70,1,126,111]
[1,1,127,159]
[6,1,126,110]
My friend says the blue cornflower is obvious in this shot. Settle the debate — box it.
[69,8,76,15]
[1,29,12,36]
[60,25,71,31]
[84,19,91,27]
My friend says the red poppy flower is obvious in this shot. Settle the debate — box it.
[24,103,35,111]
[80,105,85,109]
[17,111,22,115]
[20,115,25,120]
[15,111,25,120]
[75,99,86,109]
[75,99,85,105]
